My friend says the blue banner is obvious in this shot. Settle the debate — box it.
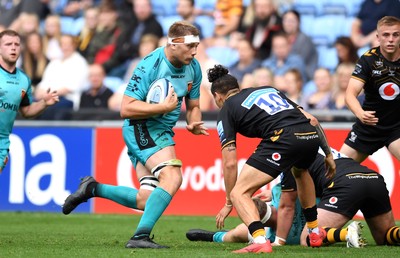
[0,127,93,213]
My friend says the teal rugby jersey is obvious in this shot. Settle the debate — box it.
[0,66,32,149]
[123,46,202,129]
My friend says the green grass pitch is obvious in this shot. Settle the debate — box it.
[0,212,399,258]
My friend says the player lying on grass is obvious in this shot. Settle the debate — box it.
[187,184,364,247]
[187,148,400,247]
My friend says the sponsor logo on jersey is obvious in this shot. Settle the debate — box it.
[389,68,395,77]
[329,196,338,204]
[0,101,19,111]
[375,60,383,67]
[324,196,338,209]
[354,64,362,74]
[349,131,357,143]
[379,82,399,100]
[272,152,281,161]
[372,70,382,76]
[266,158,280,166]
[171,75,185,78]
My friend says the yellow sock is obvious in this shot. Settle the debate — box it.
[252,228,266,239]
[386,226,400,245]
[307,220,318,230]
[324,227,347,243]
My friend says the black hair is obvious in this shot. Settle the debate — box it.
[208,65,239,96]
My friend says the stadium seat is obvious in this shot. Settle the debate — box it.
[71,17,85,36]
[292,0,324,16]
[195,15,215,39]
[299,14,315,37]
[195,0,216,12]
[60,16,75,35]
[104,76,125,92]
[152,0,178,17]
[310,15,347,46]
[206,46,239,67]
[157,15,182,36]
[317,46,338,72]
[321,0,363,17]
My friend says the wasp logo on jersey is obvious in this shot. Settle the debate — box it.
[379,82,399,100]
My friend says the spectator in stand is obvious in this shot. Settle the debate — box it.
[300,68,333,111]
[194,41,219,111]
[279,68,303,104]
[104,0,163,78]
[282,10,317,82]
[79,64,113,109]
[42,15,63,61]
[21,31,49,89]
[241,67,274,89]
[0,0,50,28]
[350,0,400,48]
[9,13,40,40]
[54,0,96,18]
[328,62,364,111]
[229,37,261,84]
[243,0,282,60]
[334,36,359,66]
[212,0,243,41]
[261,32,306,83]
[84,2,122,66]
[77,6,99,57]
[122,34,160,83]
[176,0,203,39]
[108,33,160,112]
[35,34,89,120]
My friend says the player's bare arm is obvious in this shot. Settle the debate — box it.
[185,98,209,135]
[120,89,178,119]
[274,190,297,246]
[20,88,59,118]
[216,142,237,229]
[345,78,378,125]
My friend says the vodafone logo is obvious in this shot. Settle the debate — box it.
[329,196,338,204]
[379,82,400,100]
[272,152,281,161]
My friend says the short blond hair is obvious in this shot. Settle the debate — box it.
[377,16,400,29]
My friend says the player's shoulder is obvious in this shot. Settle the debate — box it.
[16,68,32,84]
[359,47,380,59]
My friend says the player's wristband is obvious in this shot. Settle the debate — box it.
[274,236,286,246]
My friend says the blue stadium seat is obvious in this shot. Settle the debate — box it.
[152,0,178,17]
[157,15,182,36]
[321,0,362,17]
[299,14,315,37]
[195,0,216,12]
[206,46,239,67]
[71,17,85,36]
[104,76,124,92]
[292,0,324,16]
[60,16,75,35]
[317,46,338,72]
[310,15,347,46]
[195,15,215,39]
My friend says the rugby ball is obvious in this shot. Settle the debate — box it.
[146,78,172,104]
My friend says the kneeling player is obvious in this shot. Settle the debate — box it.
[187,148,400,247]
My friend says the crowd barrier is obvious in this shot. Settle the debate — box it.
[1,121,399,219]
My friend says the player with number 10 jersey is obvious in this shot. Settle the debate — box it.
[217,86,320,178]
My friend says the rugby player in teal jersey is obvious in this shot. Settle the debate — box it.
[0,29,59,173]
[62,21,209,249]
